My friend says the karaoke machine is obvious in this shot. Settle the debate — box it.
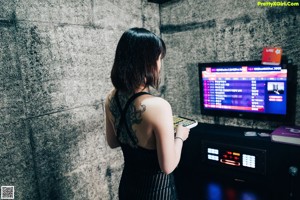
[201,140,267,175]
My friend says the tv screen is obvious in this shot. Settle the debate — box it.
[198,60,296,124]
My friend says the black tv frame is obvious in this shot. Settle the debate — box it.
[198,60,297,125]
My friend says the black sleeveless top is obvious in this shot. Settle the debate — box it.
[114,91,178,200]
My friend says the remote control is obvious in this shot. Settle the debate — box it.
[173,115,198,129]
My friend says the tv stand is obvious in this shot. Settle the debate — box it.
[175,123,300,200]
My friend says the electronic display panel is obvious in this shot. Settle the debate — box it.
[198,61,296,123]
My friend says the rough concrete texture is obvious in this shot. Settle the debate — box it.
[1,0,300,199]
[0,0,159,199]
[160,0,300,129]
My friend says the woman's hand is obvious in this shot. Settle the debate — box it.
[175,124,190,141]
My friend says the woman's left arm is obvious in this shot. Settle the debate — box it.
[105,94,120,148]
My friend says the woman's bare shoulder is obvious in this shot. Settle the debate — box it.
[141,96,172,118]
[105,89,116,105]
[106,88,116,99]
[143,96,171,108]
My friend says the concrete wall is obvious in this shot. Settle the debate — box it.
[1,0,300,199]
[160,0,300,129]
[0,0,159,199]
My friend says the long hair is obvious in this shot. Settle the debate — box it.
[111,27,166,92]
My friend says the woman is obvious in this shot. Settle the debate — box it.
[105,27,190,200]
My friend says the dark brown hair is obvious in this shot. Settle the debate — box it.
[111,27,166,92]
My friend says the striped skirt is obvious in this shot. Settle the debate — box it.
[118,168,178,200]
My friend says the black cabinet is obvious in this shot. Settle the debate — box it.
[175,123,300,200]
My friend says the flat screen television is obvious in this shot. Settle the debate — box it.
[198,60,297,124]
